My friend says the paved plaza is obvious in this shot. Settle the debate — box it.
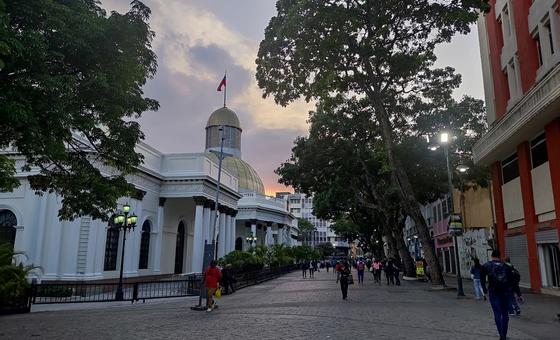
[1,270,559,340]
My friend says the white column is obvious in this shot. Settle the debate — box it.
[224,214,232,254]
[153,198,165,273]
[192,198,205,273]
[230,215,237,252]
[251,221,257,248]
[203,205,212,243]
[218,211,226,257]
[266,224,273,246]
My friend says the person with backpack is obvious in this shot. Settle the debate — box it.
[504,257,523,316]
[302,261,309,278]
[481,250,514,340]
[356,259,366,284]
[339,262,351,300]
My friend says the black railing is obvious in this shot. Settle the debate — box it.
[29,265,295,305]
[31,274,201,304]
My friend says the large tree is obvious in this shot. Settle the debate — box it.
[256,0,488,285]
[0,0,158,220]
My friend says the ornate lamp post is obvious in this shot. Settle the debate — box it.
[428,132,465,297]
[113,203,137,301]
[246,233,257,247]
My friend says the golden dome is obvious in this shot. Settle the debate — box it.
[206,106,241,130]
[206,152,265,195]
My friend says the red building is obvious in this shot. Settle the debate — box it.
[474,0,560,294]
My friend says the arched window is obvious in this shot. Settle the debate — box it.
[0,209,17,250]
[235,237,243,251]
[138,220,151,270]
[103,215,120,271]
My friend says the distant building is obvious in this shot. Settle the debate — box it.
[283,193,348,249]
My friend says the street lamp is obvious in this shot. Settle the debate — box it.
[246,233,257,247]
[429,132,465,297]
[113,203,137,301]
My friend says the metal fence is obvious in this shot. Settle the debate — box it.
[29,265,295,305]
[31,274,201,304]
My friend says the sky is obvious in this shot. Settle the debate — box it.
[102,0,485,196]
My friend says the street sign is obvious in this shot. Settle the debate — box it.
[448,213,463,236]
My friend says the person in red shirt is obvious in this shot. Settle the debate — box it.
[335,261,342,283]
[204,260,222,312]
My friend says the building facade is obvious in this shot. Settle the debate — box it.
[283,193,348,248]
[474,0,560,293]
[405,186,494,278]
[0,106,296,282]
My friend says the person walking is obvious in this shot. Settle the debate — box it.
[372,259,382,284]
[481,250,514,340]
[470,258,484,300]
[302,261,308,278]
[504,257,523,316]
[312,260,318,275]
[392,260,401,286]
[384,259,394,285]
[221,264,236,295]
[339,262,351,300]
[309,260,315,278]
[356,259,365,284]
[335,261,342,283]
[203,260,222,312]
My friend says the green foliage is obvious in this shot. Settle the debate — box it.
[315,242,334,259]
[259,0,490,285]
[0,0,159,220]
[0,243,30,309]
[292,245,319,262]
[220,250,264,272]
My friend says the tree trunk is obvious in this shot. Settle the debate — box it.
[368,94,445,286]
[392,217,416,277]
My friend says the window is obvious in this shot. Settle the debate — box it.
[104,217,120,271]
[545,20,554,55]
[138,221,151,270]
[442,199,448,216]
[432,206,438,223]
[0,209,17,250]
[502,153,520,183]
[531,133,548,168]
[501,7,511,39]
[507,59,520,98]
[535,33,543,66]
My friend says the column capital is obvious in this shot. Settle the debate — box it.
[134,189,146,201]
[249,219,258,225]
[219,205,229,213]
[230,209,238,217]
[158,197,167,207]
[266,221,273,227]
[194,196,207,206]
[204,200,215,209]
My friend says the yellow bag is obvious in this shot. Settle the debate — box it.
[215,287,222,298]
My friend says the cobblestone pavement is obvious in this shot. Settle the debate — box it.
[1,269,559,340]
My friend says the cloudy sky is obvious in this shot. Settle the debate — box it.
[102,0,485,196]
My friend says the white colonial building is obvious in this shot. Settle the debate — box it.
[0,106,297,282]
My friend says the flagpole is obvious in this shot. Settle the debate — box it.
[223,72,227,107]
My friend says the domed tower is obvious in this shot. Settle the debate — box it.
[205,106,266,195]
[205,106,242,158]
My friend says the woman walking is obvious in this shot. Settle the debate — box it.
[339,262,351,300]
[203,260,222,312]
[470,258,484,300]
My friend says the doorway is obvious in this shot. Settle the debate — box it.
[174,222,186,274]
[539,243,560,288]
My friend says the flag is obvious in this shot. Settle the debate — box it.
[217,75,227,92]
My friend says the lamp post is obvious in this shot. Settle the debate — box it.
[113,203,137,301]
[246,233,257,247]
[429,132,465,297]
[211,125,226,260]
